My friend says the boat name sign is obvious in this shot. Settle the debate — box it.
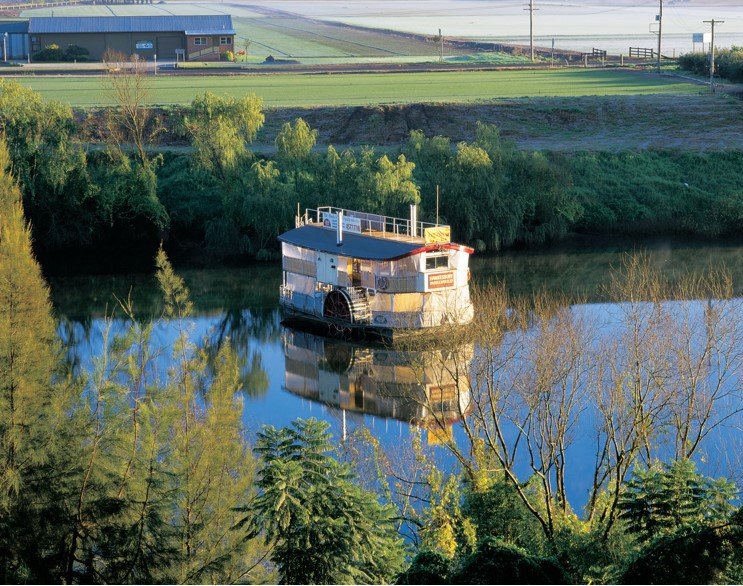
[322,212,362,234]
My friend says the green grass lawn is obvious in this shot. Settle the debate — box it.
[4,69,702,107]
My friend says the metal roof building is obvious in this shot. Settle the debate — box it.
[28,15,235,35]
[27,15,235,61]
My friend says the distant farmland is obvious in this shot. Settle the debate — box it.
[22,2,475,64]
[7,69,701,107]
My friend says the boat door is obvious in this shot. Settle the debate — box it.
[316,252,339,285]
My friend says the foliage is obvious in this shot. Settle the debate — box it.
[395,550,450,585]
[678,46,743,83]
[324,145,420,216]
[32,44,65,62]
[184,92,264,178]
[3,81,743,265]
[276,117,318,163]
[91,150,169,240]
[0,135,65,509]
[33,44,90,62]
[617,459,737,544]
[403,127,576,250]
[0,183,269,582]
[567,150,743,237]
[0,79,98,248]
[462,475,546,553]
[419,469,476,559]
[245,418,406,584]
[618,508,743,585]
[448,537,569,585]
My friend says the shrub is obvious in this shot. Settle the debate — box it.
[32,44,65,62]
[396,550,450,585]
[679,46,743,83]
[449,537,569,584]
[221,50,235,62]
[64,45,89,61]
[32,44,91,63]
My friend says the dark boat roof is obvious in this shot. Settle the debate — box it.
[279,224,472,261]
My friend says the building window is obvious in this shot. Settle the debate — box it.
[193,37,207,46]
[219,36,231,45]
[425,254,449,271]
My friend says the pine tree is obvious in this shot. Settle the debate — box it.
[0,134,79,582]
[245,418,405,584]
[618,459,737,543]
[155,248,268,584]
[0,134,61,503]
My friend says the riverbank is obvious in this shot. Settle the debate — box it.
[27,146,743,274]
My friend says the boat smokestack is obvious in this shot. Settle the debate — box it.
[337,210,343,245]
[410,204,417,237]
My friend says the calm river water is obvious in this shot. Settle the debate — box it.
[48,240,743,508]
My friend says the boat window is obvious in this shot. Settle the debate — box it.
[425,254,449,271]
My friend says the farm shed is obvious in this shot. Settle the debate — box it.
[27,15,234,61]
[0,20,29,61]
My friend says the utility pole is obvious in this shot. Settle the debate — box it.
[524,0,538,62]
[551,37,555,68]
[656,0,663,72]
[438,28,443,62]
[436,184,440,225]
[703,19,724,92]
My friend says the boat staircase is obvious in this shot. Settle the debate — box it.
[346,287,371,324]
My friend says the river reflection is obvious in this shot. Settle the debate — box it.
[283,328,473,444]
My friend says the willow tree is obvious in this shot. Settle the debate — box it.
[184,92,265,179]
[0,80,96,249]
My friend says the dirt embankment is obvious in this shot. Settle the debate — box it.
[77,93,743,153]
[254,93,743,152]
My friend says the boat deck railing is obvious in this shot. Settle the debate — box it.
[298,207,449,244]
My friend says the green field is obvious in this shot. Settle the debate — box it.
[4,69,702,107]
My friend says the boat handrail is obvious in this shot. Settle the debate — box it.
[301,206,448,242]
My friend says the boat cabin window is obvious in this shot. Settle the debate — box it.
[425,254,449,271]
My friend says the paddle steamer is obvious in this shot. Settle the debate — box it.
[278,206,474,339]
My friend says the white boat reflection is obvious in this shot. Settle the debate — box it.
[282,328,473,443]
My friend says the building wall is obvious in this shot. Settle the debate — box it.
[186,34,233,61]
[31,31,185,60]
[2,33,28,60]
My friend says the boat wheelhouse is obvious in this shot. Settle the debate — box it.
[278,206,474,338]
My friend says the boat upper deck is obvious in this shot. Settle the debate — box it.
[299,207,452,246]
